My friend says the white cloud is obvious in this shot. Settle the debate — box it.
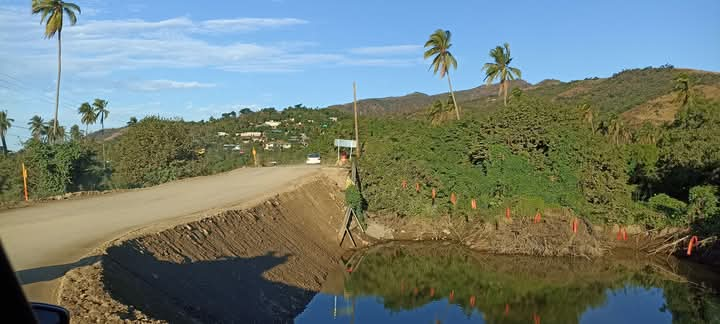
[349,45,423,55]
[129,80,217,91]
[198,18,308,33]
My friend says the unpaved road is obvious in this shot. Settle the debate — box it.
[0,166,322,303]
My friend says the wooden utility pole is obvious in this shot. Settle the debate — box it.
[353,82,360,158]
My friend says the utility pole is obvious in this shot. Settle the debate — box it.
[353,81,360,158]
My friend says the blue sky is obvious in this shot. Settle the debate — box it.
[1,0,719,148]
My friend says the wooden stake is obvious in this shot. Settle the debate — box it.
[21,163,28,202]
[353,81,360,158]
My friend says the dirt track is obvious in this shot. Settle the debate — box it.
[0,165,325,303]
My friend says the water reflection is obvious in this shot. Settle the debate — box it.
[296,243,720,324]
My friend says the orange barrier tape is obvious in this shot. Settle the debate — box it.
[534,212,541,223]
[450,193,457,205]
[505,207,511,219]
[471,199,477,209]
[687,236,699,256]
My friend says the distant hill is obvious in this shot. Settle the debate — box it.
[86,127,127,142]
[328,67,720,126]
[327,80,532,115]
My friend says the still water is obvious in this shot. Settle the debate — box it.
[296,243,720,324]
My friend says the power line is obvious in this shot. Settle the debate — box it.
[0,73,90,111]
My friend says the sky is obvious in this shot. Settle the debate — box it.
[1,0,719,149]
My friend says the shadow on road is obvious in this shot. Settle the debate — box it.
[103,241,317,323]
[16,255,101,285]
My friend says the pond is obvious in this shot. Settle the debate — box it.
[296,243,720,324]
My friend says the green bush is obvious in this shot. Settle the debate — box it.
[345,185,367,223]
[688,185,718,221]
[648,194,687,223]
[22,140,97,198]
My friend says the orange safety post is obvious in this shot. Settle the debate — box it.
[505,207,511,219]
[471,199,477,210]
[469,295,476,307]
[622,228,628,241]
[534,313,541,324]
[430,287,435,297]
[534,211,541,224]
[687,236,699,256]
[402,180,407,189]
[416,182,420,193]
[431,188,437,205]
[21,163,28,202]
[616,226,622,241]
[450,192,457,206]
[449,290,454,302]
[504,304,510,316]
[572,218,578,233]
[413,287,418,296]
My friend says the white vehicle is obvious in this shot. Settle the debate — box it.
[306,153,321,165]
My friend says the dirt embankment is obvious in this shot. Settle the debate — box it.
[58,177,347,323]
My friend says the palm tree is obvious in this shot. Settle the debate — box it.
[69,124,81,141]
[607,117,626,145]
[92,99,109,133]
[0,110,14,156]
[31,0,81,141]
[28,115,46,141]
[673,73,692,107]
[45,119,65,143]
[426,97,454,125]
[78,102,96,136]
[580,104,595,134]
[424,29,461,120]
[482,43,522,106]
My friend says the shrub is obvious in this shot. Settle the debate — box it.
[648,194,687,223]
[687,185,718,221]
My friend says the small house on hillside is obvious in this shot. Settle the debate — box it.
[217,132,228,137]
[264,120,281,128]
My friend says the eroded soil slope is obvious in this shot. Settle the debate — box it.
[58,177,346,323]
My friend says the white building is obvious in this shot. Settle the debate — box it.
[240,131,263,138]
[217,132,228,137]
[264,120,281,128]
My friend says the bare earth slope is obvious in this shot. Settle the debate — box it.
[0,166,323,303]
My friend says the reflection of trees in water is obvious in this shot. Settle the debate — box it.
[342,244,719,324]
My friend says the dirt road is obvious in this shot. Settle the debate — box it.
[0,166,322,303]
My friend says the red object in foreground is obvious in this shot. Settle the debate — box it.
[450,193,457,205]
[471,199,477,209]
[346,268,352,273]
[416,182,420,193]
[687,236,699,256]
[505,207,511,219]
[616,227,622,241]
[469,295,476,307]
[449,290,454,302]
[504,304,510,316]
[622,228,628,241]
[430,287,435,297]
[432,188,437,199]
[534,212,541,224]
[534,313,541,324]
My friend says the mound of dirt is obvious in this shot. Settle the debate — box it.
[58,177,347,323]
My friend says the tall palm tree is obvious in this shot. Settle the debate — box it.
[28,115,46,141]
[0,110,14,156]
[424,29,461,120]
[92,99,109,133]
[69,124,81,141]
[78,102,97,135]
[482,43,522,106]
[673,73,692,107]
[31,0,81,141]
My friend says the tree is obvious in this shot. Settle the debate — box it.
[580,104,595,134]
[45,119,65,143]
[69,124,81,141]
[0,110,14,156]
[239,108,253,115]
[482,43,522,106]
[31,0,81,141]
[426,96,454,125]
[78,102,96,136]
[28,115,46,141]
[92,99,109,133]
[424,29,461,120]
[127,117,138,126]
[673,73,692,107]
